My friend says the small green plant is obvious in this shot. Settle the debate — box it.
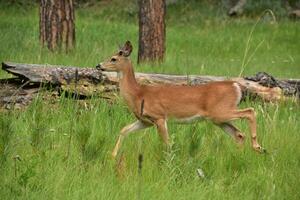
[27,99,48,153]
[161,134,183,187]
[74,111,93,162]
[0,113,13,164]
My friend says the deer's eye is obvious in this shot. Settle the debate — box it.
[111,58,117,62]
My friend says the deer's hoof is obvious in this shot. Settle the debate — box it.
[254,146,267,154]
[261,147,267,154]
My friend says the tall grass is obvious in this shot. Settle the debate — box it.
[0,2,300,200]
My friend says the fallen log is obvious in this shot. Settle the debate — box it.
[0,78,39,110]
[1,62,299,108]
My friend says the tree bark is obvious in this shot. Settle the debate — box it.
[0,78,40,110]
[138,0,166,63]
[39,0,75,51]
[2,62,299,104]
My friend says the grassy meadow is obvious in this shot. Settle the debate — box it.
[0,1,300,199]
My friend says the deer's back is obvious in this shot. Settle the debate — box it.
[139,81,242,120]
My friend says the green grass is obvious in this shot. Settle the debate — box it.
[0,2,300,199]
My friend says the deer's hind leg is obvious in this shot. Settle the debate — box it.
[211,108,264,153]
[233,108,264,152]
[218,122,245,145]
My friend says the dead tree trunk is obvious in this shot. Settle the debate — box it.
[1,62,299,106]
[138,0,166,63]
[39,0,75,51]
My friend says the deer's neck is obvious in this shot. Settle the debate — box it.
[119,64,140,108]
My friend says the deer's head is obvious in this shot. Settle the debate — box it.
[96,41,133,72]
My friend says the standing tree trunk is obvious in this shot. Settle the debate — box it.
[138,0,166,64]
[39,0,75,51]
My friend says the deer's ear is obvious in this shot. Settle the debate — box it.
[122,41,133,57]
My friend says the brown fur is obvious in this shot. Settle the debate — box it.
[96,41,264,158]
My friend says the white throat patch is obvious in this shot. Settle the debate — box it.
[117,71,123,79]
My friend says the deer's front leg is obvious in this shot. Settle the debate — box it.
[112,120,151,158]
[155,119,169,145]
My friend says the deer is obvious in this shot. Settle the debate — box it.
[96,41,265,158]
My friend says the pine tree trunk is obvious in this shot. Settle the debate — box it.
[138,0,166,64]
[39,0,75,51]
